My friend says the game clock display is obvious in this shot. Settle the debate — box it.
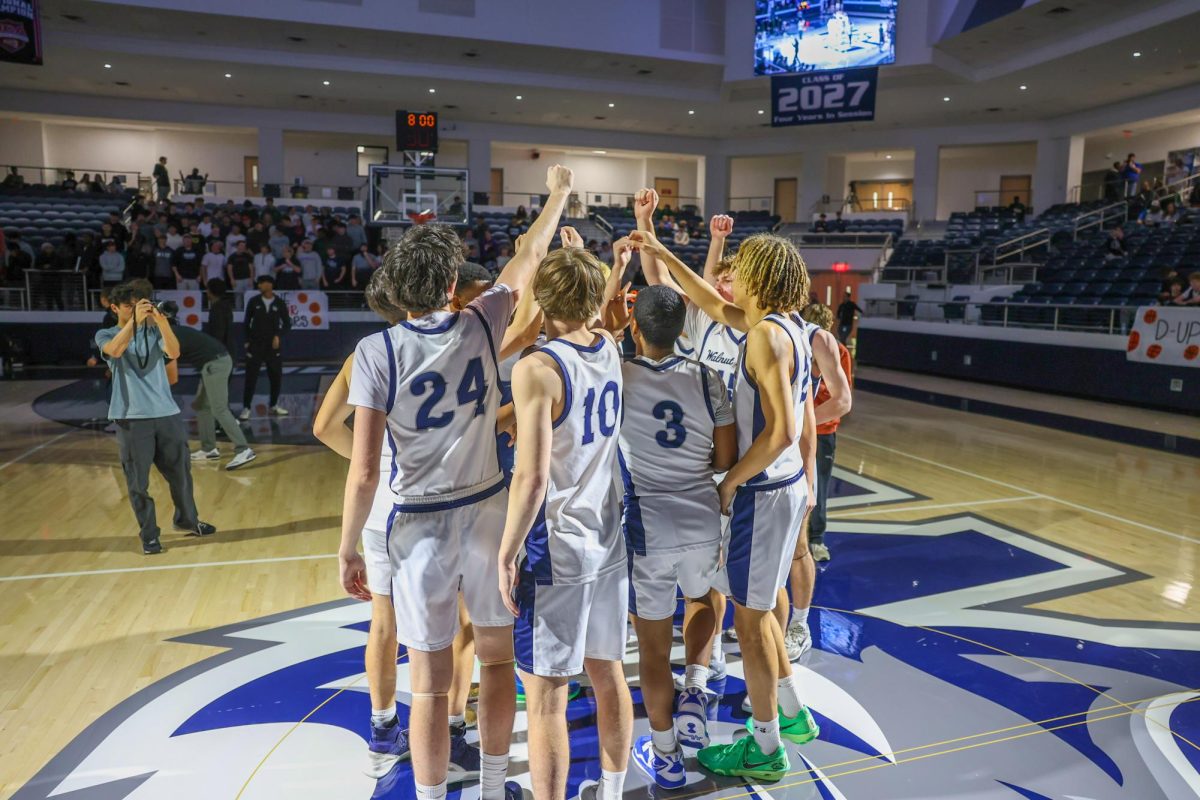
[396,110,439,153]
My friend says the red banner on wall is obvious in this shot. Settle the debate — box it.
[0,0,43,65]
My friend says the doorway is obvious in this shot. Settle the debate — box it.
[654,177,680,210]
[999,174,1031,208]
[774,178,798,222]
[852,180,913,211]
[243,156,259,196]
[490,168,504,205]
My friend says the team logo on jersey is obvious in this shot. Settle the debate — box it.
[14,476,1200,799]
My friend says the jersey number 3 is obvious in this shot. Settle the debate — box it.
[652,400,687,448]
[411,357,487,430]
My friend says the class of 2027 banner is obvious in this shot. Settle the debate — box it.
[0,0,42,65]
[771,66,878,127]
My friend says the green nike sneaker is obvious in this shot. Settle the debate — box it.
[696,733,789,781]
[742,706,821,745]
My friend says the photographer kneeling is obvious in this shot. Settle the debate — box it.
[97,282,217,554]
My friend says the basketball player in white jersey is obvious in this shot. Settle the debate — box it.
[633,228,820,782]
[634,188,735,681]
[339,164,573,800]
[497,246,632,800]
[619,285,737,789]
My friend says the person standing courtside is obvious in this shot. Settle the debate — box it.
[96,282,216,554]
[240,274,290,420]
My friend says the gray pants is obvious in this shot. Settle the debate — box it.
[195,354,249,452]
[114,414,199,543]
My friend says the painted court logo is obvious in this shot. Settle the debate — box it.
[13,477,1200,799]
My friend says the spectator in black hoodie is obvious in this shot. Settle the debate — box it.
[204,278,236,356]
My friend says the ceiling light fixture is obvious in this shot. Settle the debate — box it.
[429,87,436,93]
[224,73,232,78]
[608,102,615,108]
[515,94,523,100]
[322,80,330,85]
[885,154,892,159]
[1133,51,1142,57]
[357,146,365,153]
[593,150,607,154]
[103,63,112,69]
[1019,84,1028,90]
[757,109,765,114]
[943,96,950,102]
[688,109,695,115]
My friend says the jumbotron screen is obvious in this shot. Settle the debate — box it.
[755,0,897,75]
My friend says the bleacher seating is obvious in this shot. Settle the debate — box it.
[590,207,778,269]
[0,191,133,251]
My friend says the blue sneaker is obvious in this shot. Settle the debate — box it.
[674,686,711,748]
[447,733,481,784]
[365,718,410,778]
[503,781,529,800]
[632,735,686,789]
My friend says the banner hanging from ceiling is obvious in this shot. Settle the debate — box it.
[771,66,877,127]
[0,0,42,65]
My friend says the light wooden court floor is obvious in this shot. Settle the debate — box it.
[0,380,1197,798]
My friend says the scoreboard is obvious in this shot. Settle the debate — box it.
[396,110,438,153]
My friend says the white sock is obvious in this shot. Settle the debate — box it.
[684,663,709,690]
[480,751,509,800]
[598,768,627,800]
[777,674,802,718]
[415,781,447,800]
[791,606,810,632]
[448,712,466,729]
[370,705,397,727]
[710,631,725,663]
[752,715,782,753]
[651,726,677,755]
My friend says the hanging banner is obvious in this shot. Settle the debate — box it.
[1126,306,1200,367]
[282,290,330,330]
[0,0,43,65]
[771,66,877,127]
[155,290,203,329]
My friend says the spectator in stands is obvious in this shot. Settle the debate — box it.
[246,220,268,254]
[78,173,93,193]
[198,213,214,239]
[240,274,291,419]
[267,225,290,260]
[845,181,860,212]
[34,242,55,269]
[5,233,32,282]
[494,243,513,272]
[165,224,183,250]
[296,239,322,288]
[833,210,847,232]
[153,157,170,201]
[321,245,346,288]
[1137,180,1156,209]
[9,230,34,263]
[1173,272,1200,306]
[813,213,829,233]
[673,222,691,246]
[512,205,529,225]
[61,170,78,191]
[448,195,464,216]
[54,234,79,272]
[350,243,378,290]
[2,166,23,188]
[224,223,246,254]
[274,245,302,290]
[152,235,175,289]
[125,228,153,281]
[181,168,208,195]
[173,237,202,290]
[1104,161,1124,202]
[1104,226,1126,259]
[836,287,863,344]
[88,174,107,193]
[1122,153,1142,198]
[226,240,254,292]
[99,241,126,287]
[1163,279,1184,305]
[1008,195,1027,223]
[106,175,123,194]
[330,221,355,264]
[253,242,276,281]
[201,241,226,288]
[345,214,367,251]
[30,244,63,311]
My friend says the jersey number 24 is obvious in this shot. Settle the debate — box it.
[411,357,487,430]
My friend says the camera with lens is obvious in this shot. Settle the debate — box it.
[155,300,179,319]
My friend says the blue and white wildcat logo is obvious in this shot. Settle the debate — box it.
[15,475,1200,800]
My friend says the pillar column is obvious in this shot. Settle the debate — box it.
[912,140,939,224]
[1033,134,1085,214]
[468,137,492,205]
[799,151,828,221]
[702,152,729,217]
[256,127,284,193]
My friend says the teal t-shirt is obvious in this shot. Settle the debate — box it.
[95,324,180,420]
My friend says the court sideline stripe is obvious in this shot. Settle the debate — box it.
[828,494,1038,518]
[0,429,73,472]
[0,553,335,583]
[839,432,1200,544]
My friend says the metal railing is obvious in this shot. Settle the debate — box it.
[590,212,615,237]
[1163,171,1200,203]
[170,178,365,202]
[728,196,773,213]
[976,261,1039,285]
[988,227,1050,263]
[881,264,947,283]
[792,231,894,248]
[0,164,143,193]
[1072,201,1127,238]
[868,296,1135,335]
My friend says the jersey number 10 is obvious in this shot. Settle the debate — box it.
[581,381,620,445]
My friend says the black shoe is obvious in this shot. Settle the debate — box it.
[143,538,164,555]
[449,719,467,740]
[175,521,217,537]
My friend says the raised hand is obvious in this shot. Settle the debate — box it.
[546,164,574,194]
[710,214,734,240]
[633,188,659,225]
[611,236,636,269]
[628,229,668,260]
[559,225,584,249]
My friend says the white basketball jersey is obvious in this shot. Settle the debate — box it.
[734,313,812,487]
[618,355,733,555]
[349,285,514,511]
[684,303,744,402]
[523,334,625,585]
[791,313,824,396]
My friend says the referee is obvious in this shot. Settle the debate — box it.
[97,282,216,554]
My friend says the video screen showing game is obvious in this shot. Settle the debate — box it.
[755,0,897,75]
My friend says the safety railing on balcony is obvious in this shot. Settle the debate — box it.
[1072,201,1127,239]
[0,164,143,194]
[867,296,1136,335]
[988,227,1050,263]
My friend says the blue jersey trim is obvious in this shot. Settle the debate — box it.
[697,321,719,361]
[740,468,806,493]
[465,306,499,374]
[514,570,537,671]
[724,326,747,345]
[617,448,647,556]
[629,355,684,373]
[523,503,553,584]
[762,314,800,387]
[391,476,505,514]
[726,489,756,606]
[556,333,605,353]
[382,330,397,414]
[538,344,573,430]
[400,312,459,334]
[699,365,716,424]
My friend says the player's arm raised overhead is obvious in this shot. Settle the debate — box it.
[497,353,559,615]
[498,275,543,361]
[810,328,851,425]
[597,238,635,338]
[631,228,748,331]
[632,188,683,293]
[494,164,574,293]
[702,214,733,286]
[312,353,355,459]
[717,324,797,513]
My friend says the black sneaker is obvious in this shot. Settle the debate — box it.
[449,719,467,740]
[187,521,217,537]
[143,538,164,555]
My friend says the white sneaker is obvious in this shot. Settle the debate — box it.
[811,542,831,562]
[225,448,257,471]
[574,779,599,800]
[785,621,812,662]
[190,448,220,461]
[238,408,251,421]
[270,405,289,416]
[741,694,754,714]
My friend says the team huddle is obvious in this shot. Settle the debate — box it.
[317,165,853,800]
